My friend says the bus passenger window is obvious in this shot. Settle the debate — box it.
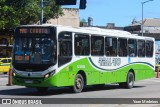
[146,41,153,57]
[75,42,82,55]
[91,36,104,56]
[75,34,90,55]
[128,39,137,57]
[118,38,127,57]
[105,37,117,57]
[59,41,72,56]
[138,40,145,57]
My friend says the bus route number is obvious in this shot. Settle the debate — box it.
[77,65,85,69]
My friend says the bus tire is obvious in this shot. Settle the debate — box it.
[125,72,134,89]
[36,87,48,92]
[73,74,84,93]
[119,72,134,89]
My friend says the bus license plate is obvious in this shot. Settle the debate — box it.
[25,80,33,84]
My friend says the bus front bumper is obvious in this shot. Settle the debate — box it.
[12,75,58,87]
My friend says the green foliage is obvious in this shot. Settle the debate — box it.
[0,0,63,30]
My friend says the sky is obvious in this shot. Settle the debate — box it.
[63,0,160,27]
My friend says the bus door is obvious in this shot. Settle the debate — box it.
[58,32,72,67]
[58,32,72,86]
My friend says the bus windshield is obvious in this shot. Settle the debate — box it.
[14,37,56,65]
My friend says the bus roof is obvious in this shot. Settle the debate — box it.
[19,24,155,41]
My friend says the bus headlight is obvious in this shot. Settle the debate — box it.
[13,72,16,77]
[44,70,56,79]
[12,69,17,77]
[44,74,50,78]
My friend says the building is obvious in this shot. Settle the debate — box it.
[0,30,13,58]
[96,23,124,30]
[141,18,160,33]
[124,18,160,39]
[47,8,80,27]
[80,17,124,30]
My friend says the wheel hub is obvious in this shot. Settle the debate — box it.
[76,78,82,89]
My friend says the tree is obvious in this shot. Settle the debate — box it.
[0,0,63,31]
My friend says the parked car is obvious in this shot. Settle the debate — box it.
[0,58,12,74]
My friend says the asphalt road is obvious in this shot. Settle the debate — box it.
[0,74,160,107]
[0,74,160,98]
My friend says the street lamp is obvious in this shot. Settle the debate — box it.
[40,0,51,24]
[141,0,154,36]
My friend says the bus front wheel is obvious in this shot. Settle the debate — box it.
[119,72,134,89]
[73,74,84,93]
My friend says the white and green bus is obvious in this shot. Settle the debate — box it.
[12,24,155,93]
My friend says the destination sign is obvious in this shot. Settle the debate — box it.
[19,28,50,34]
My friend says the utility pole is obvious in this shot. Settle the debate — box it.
[40,0,44,25]
[141,0,153,36]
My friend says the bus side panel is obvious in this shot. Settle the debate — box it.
[115,69,127,83]
[75,58,99,85]
[135,64,155,80]
[57,57,155,87]
[12,58,155,87]
[55,69,73,87]
[58,72,69,86]
[56,58,97,86]
[105,72,116,84]
[99,72,106,84]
